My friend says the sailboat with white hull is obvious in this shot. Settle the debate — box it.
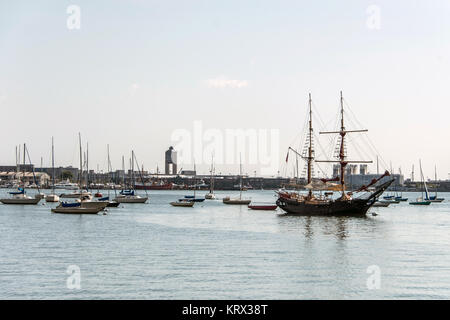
[425,165,444,202]
[59,134,92,199]
[223,154,251,205]
[114,151,148,203]
[1,144,41,205]
[409,160,431,205]
[45,137,60,202]
[276,92,394,216]
[205,156,216,200]
[99,144,120,207]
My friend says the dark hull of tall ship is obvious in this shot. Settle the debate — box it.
[135,183,173,190]
[276,179,394,216]
[276,198,373,216]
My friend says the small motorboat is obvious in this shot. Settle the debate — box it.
[170,200,195,207]
[372,201,390,207]
[94,192,103,198]
[205,193,216,200]
[394,196,408,202]
[248,203,277,210]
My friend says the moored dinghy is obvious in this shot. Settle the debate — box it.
[170,199,195,207]
[248,203,277,210]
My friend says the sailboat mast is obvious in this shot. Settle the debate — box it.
[435,165,438,197]
[193,161,196,198]
[78,133,82,190]
[23,143,26,189]
[51,137,55,193]
[239,153,243,200]
[107,145,110,197]
[210,155,214,193]
[307,93,313,197]
[131,151,135,190]
[86,142,89,191]
[122,155,125,189]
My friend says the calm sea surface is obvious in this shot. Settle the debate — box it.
[0,189,449,299]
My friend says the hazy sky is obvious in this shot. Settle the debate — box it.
[1,0,449,179]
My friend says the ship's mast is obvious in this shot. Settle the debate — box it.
[338,91,347,194]
[317,91,371,198]
[51,137,55,194]
[307,93,313,197]
[210,154,214,194]
[22,143,26,189]
[239,153,243,200]
[78,133,82,190]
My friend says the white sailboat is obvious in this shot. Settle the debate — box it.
[426,165,444,202]
[409,160,431,205]
[114,150,148,203]
[59,134,92,199]
[45,137,60,202]
[223,154,251,205]
[205,155,216,200]
[1,144,41,205]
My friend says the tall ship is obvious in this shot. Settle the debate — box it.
[276,92,393,216]
[135,181,173,190]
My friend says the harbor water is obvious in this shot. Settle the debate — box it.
[0,189,449,299]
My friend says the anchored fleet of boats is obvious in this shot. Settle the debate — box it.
[0,94,446,215]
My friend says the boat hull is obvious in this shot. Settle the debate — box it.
[276,197,372,216]
[45,194,60,202]
[114,196,148,203]
[60,192,92,199]
[223,199,251,205]
[170,201,194,207]
[80,201,108,210]
[409,201,431,205]
[248,204,277,210]
[106,201,120,207]
[51,207,103,214]
[135,184,173,190]
[0,198,41,205]
[180,197,205,202]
